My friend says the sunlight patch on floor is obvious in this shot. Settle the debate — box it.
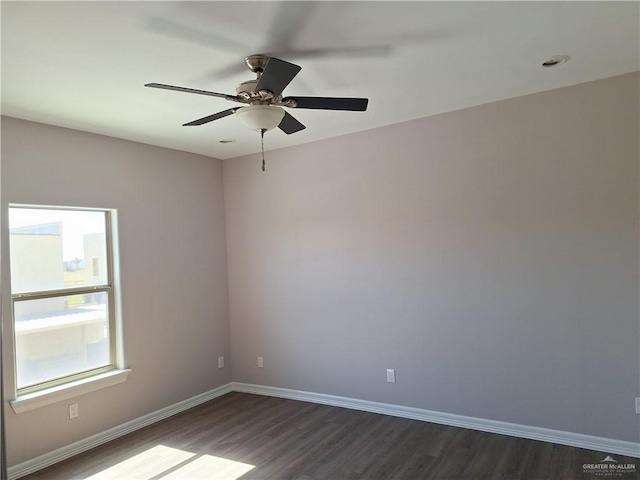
[162,453,255,479]
[85,444,255,479]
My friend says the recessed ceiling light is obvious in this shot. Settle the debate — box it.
[219,139,236,144]
[541,55,571,67]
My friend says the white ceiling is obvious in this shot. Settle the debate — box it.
[2,1,638,160]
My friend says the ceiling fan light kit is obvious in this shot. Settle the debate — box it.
[236,105,285,132]
[145,54,369,170]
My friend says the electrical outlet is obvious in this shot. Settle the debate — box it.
[218,356,224,369]
[258,356,264,368]
[635,397,640,414]
[386,369,396,384]
[69,403,79,419]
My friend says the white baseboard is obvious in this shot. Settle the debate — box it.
[9,381,639,479]
[231,382,640,459]
[7,383,233,480]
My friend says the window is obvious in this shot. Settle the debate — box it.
[9,206,117,394]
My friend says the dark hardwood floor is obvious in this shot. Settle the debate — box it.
[21,392,638,479]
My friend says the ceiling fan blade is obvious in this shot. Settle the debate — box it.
[278,111,306,135]
[145,83,240,102]
[264,2,316,53]
[182,108,239,126]
[255,57,301,96]
[145,16,250,52]
[284,96,368,111]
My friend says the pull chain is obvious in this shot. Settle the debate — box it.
[260,128,266,172]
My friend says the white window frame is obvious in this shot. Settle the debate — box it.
[8,205,129,413]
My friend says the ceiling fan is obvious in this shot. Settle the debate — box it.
[146,54,368,134]
[145,55,369,135]
[145,54,368,169]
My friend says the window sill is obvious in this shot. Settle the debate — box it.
[10,369,131,414]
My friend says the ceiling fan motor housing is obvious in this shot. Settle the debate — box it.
[236,80,258,94]
[236,79,281,105]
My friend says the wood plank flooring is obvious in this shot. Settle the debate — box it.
[21,392,638,479]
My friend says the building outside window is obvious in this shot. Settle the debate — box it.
[8,206,117,394]
[92,257,100,277]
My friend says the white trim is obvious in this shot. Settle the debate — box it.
[11,369,132,414]
[231,382,640,459]
[8,383,233,480]
[8,382,639,479]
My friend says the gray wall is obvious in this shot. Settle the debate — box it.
[224,72,640,443]
[1,117,231,465]
[2,72,638,467]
